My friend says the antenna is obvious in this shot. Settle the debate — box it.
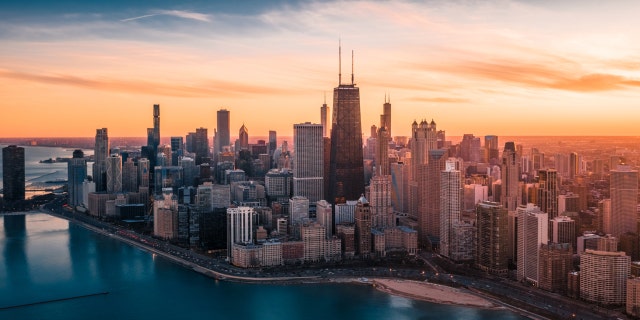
[338,38,342,85]
[324,91,327,105]
[351,50,354,84]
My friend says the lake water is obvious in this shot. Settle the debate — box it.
[0,213,527,320]
[0,145,93,196]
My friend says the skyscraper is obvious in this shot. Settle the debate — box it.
[537,169,558,219]
[268,130,277,158]
[329,46,364,204]
[227,206,255,261]
[194,127,209,165]
[320,98,329,138]
[369,174,394,229]
[2,145,25,201]
[293,123,324,203]
[610,165,639,238]
[517,203,548,285]
[106,154,122,193]
[68,149,86,207]
[354,195,372,258]
[93,128,109,192]
[216,109,230,155]
[237,124,249,151]
[381,95,391,137]
[500,142,520,211]
[475,201,509,275]
[440,158,464,259]
[485,135,499,164]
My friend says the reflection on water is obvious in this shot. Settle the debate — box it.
[0,214,526,320]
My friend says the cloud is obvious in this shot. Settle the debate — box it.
[121,10,210,22]
[407,57,640,92]
[0,69,297,97]
[406,97,469,103]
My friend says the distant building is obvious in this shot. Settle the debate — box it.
[67,149,86,207]
[2,145,25,202]
[610,165,638,238]
[354,195,372,258]
[93,128,109,192]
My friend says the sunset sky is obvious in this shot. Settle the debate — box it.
[1,0,640,139]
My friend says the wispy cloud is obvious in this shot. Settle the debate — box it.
[406,97,469,103]
[0,69,296,97]
[121,10,211,22]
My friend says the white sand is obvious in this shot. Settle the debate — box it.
[372,279,498,309]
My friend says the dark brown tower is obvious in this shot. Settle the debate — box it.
[329,45,364,203]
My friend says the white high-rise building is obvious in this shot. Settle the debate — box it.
[439,158,463,259]
[517,203,548,285]
[293,123,323,203]
[227,207,255,261]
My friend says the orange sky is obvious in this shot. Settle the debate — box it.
[2,1,640,138]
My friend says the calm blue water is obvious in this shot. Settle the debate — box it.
[0,214,527,320]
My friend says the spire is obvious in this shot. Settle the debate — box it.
[324,91,327,105]
[351,50,354,85]
[338,38,342,85]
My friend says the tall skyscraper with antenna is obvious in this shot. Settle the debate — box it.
[329,43,364,203]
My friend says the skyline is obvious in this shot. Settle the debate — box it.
[2,1,640,138]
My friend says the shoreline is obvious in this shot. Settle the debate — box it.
[16,210,521,312]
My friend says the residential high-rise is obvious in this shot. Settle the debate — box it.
[289,196,310,237]
[549,216,576,245]
[500,142,520,211]
[227,207,255,261]
[628,278,640,317]
[2,145,25,201]
[67,149,86,207]
[419,149,447,247]
[316,200,333,238]
[538,242,573,293]
[537,169,558,218]
[475,201,509,275]
[409,119,436,212]
[610,165,638,238]
[93,128,109,192]
[215,109,230,155]
[293,123,324,203]
[154,190,178,240]
[106,154,122,193]
[329,45,364,204]
[440,158,464,259]
[354,195,372,258]
[580,250,630,305]
[369,174,394,229]
[517,203,548,285]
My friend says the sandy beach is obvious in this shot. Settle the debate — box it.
[371,278,499,309]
